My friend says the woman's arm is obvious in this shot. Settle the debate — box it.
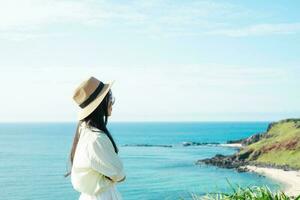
[87,134,126,182]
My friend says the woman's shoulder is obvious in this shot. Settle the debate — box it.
[80,122,106,139]
[80,124,116,153]
[87,130,113,151]
[80,121,103,132]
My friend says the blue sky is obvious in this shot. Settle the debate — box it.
[0,0,299,122]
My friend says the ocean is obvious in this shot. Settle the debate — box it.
[0,122,281,200]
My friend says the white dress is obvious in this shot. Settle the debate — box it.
[79,184,123,200]
[71,122,125,200]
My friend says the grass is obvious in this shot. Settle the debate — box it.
[185,180,300,200]
[256,150,300,169]
[247,121,300,150]
[200,186,300,200]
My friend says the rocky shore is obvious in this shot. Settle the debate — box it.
[197,119,300,172]
[196,131,264,172]
[181,141,220,146]
[196,152,251,172]
[196,151,298,172]
[196,118,300,197]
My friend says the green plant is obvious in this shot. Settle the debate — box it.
[188,179,300,200]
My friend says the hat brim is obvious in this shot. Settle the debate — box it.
[77,80,115,121]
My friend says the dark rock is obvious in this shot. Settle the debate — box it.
[242,133,264,145]
[266,122,276,132]
[237,166,249,172]
[196,153,249,170]
[236,150,253,160]
[182,141,220,146]
[249,150,261,160]
[226,133,265,146]
[227,139,244,144]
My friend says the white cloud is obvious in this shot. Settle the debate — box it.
[1,0,300,40]
[0,64,299,121]
[2,0,298,40]
[0,0,96,30]
[207,23,300,37]
[0,0,253,40]
[0,0,147,40]
[0,0,149,30]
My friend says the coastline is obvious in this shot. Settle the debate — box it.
[245,165,300,197]
[219,143,243,148]
[198,140,300,197]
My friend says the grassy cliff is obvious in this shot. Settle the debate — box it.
[239,119,300,169]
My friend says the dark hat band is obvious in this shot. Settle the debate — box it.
[79,82,105,108]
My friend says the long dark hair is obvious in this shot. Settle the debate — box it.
[64,90,118,178]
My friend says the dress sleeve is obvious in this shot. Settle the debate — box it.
[87,134,125,182]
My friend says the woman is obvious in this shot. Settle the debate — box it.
[65,76,126,200]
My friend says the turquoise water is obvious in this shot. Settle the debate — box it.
[0,122,281,200]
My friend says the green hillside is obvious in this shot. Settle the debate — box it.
[240,119,300,169]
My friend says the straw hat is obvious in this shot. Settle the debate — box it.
[72,76,115,120]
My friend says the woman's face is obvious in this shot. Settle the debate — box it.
[107,90,115,116]
[107,101,113,116]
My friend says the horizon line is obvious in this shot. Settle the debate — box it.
[0,120,275,123]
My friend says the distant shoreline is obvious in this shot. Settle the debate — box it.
[122,142,245,148]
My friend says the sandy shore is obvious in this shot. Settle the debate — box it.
[246,165,300,197]
[219,143,243,148]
